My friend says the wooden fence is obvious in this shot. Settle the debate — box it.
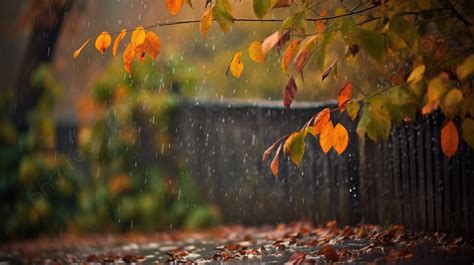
[57,99,474,237]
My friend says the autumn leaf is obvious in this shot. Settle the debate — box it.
[281,40,298,73]
[456,54,474,81]
[228,51,243,78]
[200,7,213,38]
[142,31,161,59]
[286,252,306,264]
[261,31,280,57]
[441,89,463,118]
[315,10,327,34]
[95,31,112,54]
[320,120,334,153]
[283,75,297,109]
[338,82,352,112]
[131,27,146,47]
[346,100,360,120]
[313,108,331,135]
[253,0,274,19]
[441,120,459,158]
[73,38,91,59]
[407,64,425,84]
[462,118,474,149]
[212,0,234,32]
[270,143,283,177]
[332,123,349,155]
[112,29,127,57]
[322,60,337,81]
[165,0,184,15]
[294,46,308,73]
[248,41,265,63]
[318,245,339,262]
[284,131,305,165]
[123,43,135,74]
[135,45,145,62]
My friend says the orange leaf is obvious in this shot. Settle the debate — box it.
[271,143,283,177]
[320,120,334,153]
[248,41,265,63]
[332,123,349,155]
[315,10,327,34]
[123,43,135,74]
[441,121,459,158]
[165,0,184,15]
[318,245,339,262]
[261,31,280,57]
[338,82,352,112]
[142,31,161,59]
[200,7,213,38]
[227,51,243,78]
[281,40,299,73]
[95,31,111,54]
[283,75,297,109]
[294,47,308,72]
[135,45,145,62]
[73,38,91,59]
[112,29,127,57]
[131,27,146,47]
[313,108,331,135]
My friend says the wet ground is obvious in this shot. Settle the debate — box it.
[1,221,473,264]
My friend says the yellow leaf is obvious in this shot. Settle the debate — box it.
[228,51,243,78]
[320,120,334,153]
[73,38,91,59]
[281,40,298,73]
[338,82,352,112]
[200,7,213,38]
[441,120,459,158]
[462,118,474,149]
[112,29,127,57]
[248,41,265,63]
[332,123,349,155]
[131,27,146,47]
[441,88,463,118]
[313,108,331,135]
[165,0,184,16]
[407,64,425,84]
[346,100,360,121]
[456,54,474,81]
[123,43,135,74]
[95,31,112,54]
[261,31,280,57]
[142,31,161,59]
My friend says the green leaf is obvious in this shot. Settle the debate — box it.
[462,118,474,149]
[388,85,412,105]
[346,100,360,121]
[360,29,384,62]
[253,0,272,19]
[280,11,307,34]
[341,17,360,45]
[389,16,417,47]
[456,54,474,81]
[212,0,234,32]
[358,96,392,141]
[285,130,305,165]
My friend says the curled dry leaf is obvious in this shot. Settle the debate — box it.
[441,120,459,158]
[228,51,243,78]
[332,123,349,155]
[200,7,213,38]
[95,31,112,54]
[338,82,352,112]
[248,41,265,63]
[165,0,184,15]
[320,120,334,153]
[285,251,306,264]
[73,38,91,59]
[112,29,127,57]
[142,31,161,60]
[261,31,280,57]
[123,43,135,74]
[131,27,146,47]
[318,245,339,262]
[313,108,331,135]
[283,75,297,109]
[271,143,283,177]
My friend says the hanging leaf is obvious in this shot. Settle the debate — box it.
[283,75,297,109]
[441,120,459,158]
[346,100,360,120]
[131,27,146,47]
[313,108,331,135]
[284,131,305,165]
[248,41,265,63]
[294,47,309,73]
[165,0,184,15]
[462,118,474,149]
[315,10,327,34]
[142,31,161,59]
[200,7,213,38]
[332,123,349,155]
[112,29,127,57]
[261,31,280,57]
[73,38,91,59]
[123,43,135,74]
[253,0,273,19]
[322,61,337,81]
[270,143,283,177]
[277,29,291,51]
[456,54,474,81]
[320,120,334,153]
[359,29,384,62]
[338,82,352,112]
[440,88,463,118]
[95,32,111,54]
[407,64,425,84]
[212,0,234,32]
[135,45,145,62]
[281,40,299,73]
[227,51,243,78]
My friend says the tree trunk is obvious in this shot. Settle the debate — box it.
[13,0,75,131]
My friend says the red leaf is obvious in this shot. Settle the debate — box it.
[338,82,352,112]
[286,251,306,264]
[283,75,297,109]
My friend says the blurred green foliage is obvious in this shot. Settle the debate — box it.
[0,60,220,240]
